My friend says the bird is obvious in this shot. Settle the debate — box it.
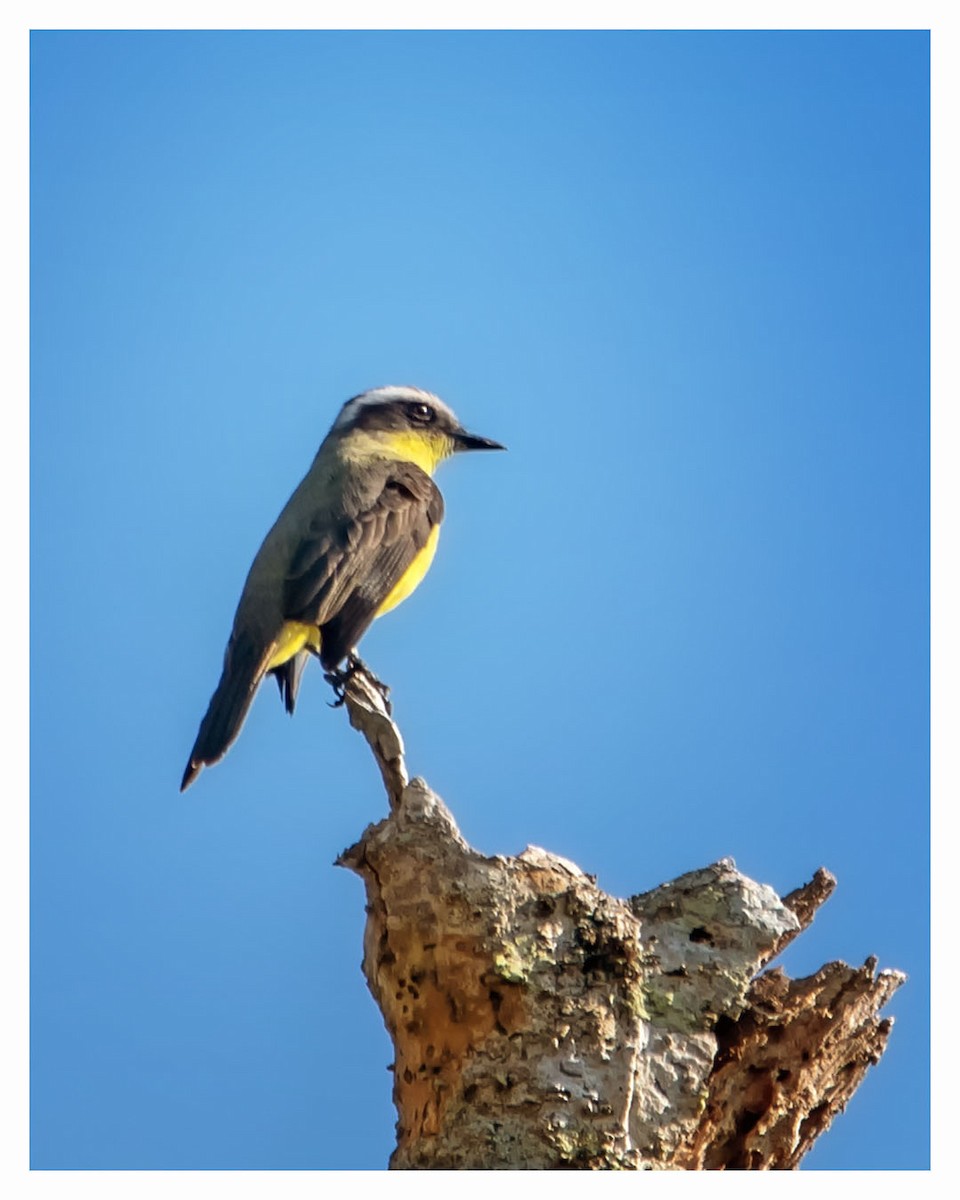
[180,385,505,791]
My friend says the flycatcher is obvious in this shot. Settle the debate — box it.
[181,386,504,790]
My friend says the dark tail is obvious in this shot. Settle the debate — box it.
[270,649,309,715]
[181,632,266,791]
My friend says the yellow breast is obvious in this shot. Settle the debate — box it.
[376,524,441,617]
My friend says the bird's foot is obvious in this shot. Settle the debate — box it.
[325,653,392,713]
[323,666,350,707]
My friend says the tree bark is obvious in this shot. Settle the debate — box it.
[335,669,904,1170]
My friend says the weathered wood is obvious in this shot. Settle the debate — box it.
[334,667,904,1170]
[675,958,903,1169]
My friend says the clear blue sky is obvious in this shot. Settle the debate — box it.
[30,30,929,1170]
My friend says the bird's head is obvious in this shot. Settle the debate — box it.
[331,385,505,476]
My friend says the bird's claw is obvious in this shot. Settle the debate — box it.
[323,670,349,708]
[325,654,392,713]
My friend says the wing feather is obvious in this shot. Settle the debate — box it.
[283,462,444,670]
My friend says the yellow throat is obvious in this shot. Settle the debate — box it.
[339,427,453,477]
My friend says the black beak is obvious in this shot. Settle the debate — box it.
[454,429,507,452]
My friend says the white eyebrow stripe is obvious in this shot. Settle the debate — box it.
[333,386,452,431]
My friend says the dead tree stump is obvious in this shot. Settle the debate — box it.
[335,669,904,1170]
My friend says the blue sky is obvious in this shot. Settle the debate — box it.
[30,30,929,1170]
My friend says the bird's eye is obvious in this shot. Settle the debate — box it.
[406,401,436,425]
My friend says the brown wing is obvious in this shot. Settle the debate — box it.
[283,461,444,670]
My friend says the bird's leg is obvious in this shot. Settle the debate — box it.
[324,652,392,714]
